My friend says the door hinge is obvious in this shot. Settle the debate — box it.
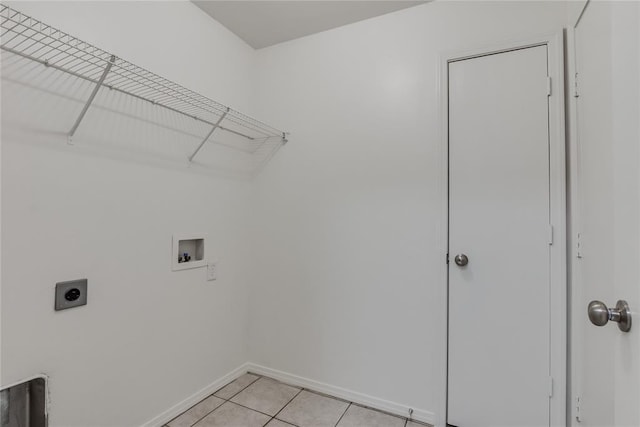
[548,225,554,245]
[576,232,583,258]
[575,396,582,422]
[548,376,554,397]
[446,253,450,264]
[574,72,580,98]
[547,76,552,96]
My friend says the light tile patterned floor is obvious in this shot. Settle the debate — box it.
[166,373,432,427]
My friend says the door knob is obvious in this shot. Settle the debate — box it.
[588,300,632,332]
[454,254,469,267]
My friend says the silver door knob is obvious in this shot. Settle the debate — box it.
[454,254,469,267]
[588,300,632,332]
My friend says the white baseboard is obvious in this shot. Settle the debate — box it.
[140,362,250,427]
[141,362,435,427]
[246,363,435,426]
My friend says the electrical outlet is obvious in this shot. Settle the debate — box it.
[55,279,88,311]
[207,262,217,281]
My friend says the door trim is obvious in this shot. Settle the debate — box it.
[437,31,567,427]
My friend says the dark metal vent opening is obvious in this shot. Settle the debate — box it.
[0,377,47,427]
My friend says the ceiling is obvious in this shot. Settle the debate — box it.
[193,1,428,49]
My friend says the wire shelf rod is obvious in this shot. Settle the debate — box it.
[68,54,115,143]
[188,108,230,162]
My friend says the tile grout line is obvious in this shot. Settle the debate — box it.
[271,387,304,421]
[227,400,282,419]
[184,401,223,427]
[222,373,304,426]
[300,387,351,405]
[213,374,304,424]
[348,402,409,424]
[227,374,303,421]
[334,402,352,427]
[180,373,263,427]
[223,373,263,402]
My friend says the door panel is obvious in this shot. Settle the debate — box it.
[448,46,551,427]
[572,2,640,426]
[573,2,615,425]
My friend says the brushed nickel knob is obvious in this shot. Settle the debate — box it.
[454,254,469,267]
[588,300,632,332]
[588,301,609,326]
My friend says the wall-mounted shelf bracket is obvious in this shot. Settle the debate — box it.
[188,107,230,162]
[67,54,116,144]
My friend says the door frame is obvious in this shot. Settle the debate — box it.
[436,31,567,427]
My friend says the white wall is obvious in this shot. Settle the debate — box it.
[1,1,255,426]
[249,1,567,423]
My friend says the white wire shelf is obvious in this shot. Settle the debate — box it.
[0,4,288,170]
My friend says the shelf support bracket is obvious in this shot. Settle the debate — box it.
[188,107,230,162]
[67,55,116,144]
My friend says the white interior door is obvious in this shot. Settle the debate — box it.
[448,45,552,427]
[571,2,640,425]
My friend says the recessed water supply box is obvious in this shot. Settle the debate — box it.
[172,234,206,271]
